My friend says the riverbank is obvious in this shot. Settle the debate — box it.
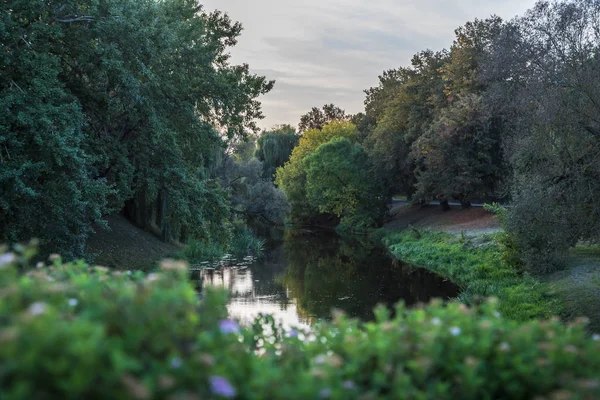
[86,215,180,270]
[381,229,560,321]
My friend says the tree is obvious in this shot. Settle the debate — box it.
[0,0,273,256]
[412,94,501,207]
[298,104,347,133]
[303,137,385,229]
[362,51,447,199]
[275,121,360,223]
[487,0,600,272]
[0,1,110,258]
[255,125,299,180]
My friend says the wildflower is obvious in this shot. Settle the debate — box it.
[28,302,47,316]
[146,273,160,282]
[314,355,326,365]
[494,311,501,318]
[343,380,356,390]
[319,388,331,398]
[219,319,240,334]
[592,334,600,341]
[286,329,299,338]
[449,326,461,336]
[0,253,15,268]
[127,270,132,276]
[209,376,236,398]
[68,298,78,307]
[431,317,441,326]
[170,357,182,369]
[36,262,44,269]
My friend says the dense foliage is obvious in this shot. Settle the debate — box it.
[254,125,299,180]
[1,249,600,399]
[275,120,386,228]
[352,0,600,270]
[0,0,272,258]
[298,104,347,133]
[486,0,600,272]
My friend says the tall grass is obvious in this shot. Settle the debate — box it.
[181,225,266,265]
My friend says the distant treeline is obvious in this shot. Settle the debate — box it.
[273,0,600,272]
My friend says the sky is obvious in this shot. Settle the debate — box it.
[201,0,537,130]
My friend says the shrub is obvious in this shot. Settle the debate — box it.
[1,247,600,399]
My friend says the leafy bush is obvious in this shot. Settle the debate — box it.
[1,247,600,399]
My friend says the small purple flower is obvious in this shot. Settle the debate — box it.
[28,302,47,316]
[286,329,299,338]
[343,380,356,390]
[170,357,182,369]
[0,253,16,268]
[219,319,240,334]
[210,376,236,398]
[319,388,331,398]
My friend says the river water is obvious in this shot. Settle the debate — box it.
[193,229,458,328]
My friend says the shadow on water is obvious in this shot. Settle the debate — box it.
[194,229,458,328]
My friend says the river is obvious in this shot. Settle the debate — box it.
[192,229,458,328]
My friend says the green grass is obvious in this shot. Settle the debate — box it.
[382,229,561,321]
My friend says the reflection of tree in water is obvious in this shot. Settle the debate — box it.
[281,229,459,321]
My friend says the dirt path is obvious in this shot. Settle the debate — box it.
[86,215,180,270]
[385,202,500,236]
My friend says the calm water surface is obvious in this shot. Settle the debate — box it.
[193,229,458,328]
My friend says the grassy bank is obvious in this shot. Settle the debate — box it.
[381,229,560,321]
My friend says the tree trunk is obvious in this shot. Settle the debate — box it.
[440,200,450,211]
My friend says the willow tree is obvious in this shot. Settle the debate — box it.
[255,125,299,180]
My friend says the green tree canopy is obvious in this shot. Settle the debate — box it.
[303,137,385,229]
[275,121,360,223]
[0,0,273,257]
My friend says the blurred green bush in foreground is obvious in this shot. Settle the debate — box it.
[1,245,599,399]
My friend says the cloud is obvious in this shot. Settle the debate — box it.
[201,0,537,129]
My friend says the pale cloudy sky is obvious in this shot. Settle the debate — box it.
[201,0,537,130]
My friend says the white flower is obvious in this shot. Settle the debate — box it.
[127,270,132,276]
[593,334,600,341]
[431,317,441,326]
[146,273,159,282]
[494,311,501,318]
[450,327,461,336]
[28,302,47,316]
[0,253,16,268]
[68,298,78,307]
[36,262,44,269]
[314,355,326,365]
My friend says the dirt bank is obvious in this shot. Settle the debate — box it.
[86,215,180,270]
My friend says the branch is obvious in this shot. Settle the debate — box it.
[53,16,94,23]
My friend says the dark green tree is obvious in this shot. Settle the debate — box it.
[298,104,347,133]
[255,125,299,180]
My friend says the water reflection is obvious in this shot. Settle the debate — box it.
[195,229,458,328]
